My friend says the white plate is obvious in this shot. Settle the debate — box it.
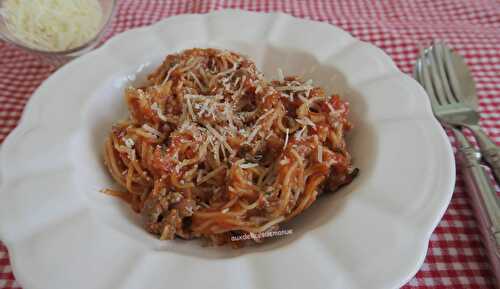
[0,10,455,289]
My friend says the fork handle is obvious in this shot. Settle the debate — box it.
[467,125,500,184]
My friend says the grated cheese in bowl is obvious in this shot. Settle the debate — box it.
[0,0,116,65]
[1,0,104,52]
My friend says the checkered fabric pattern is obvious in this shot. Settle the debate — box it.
[0,1,499,288]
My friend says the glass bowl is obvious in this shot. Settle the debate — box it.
[0,0,117,67]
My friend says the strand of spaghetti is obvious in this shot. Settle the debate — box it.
[245,216,285,233]
[170,173,195,189]
[309,96,327,103]
[184,165,198,181]
[290,148,304,167]
[214,217,249,228]
[161,63,179,85]
[310,113,326,122]
[195,216,245,232]
[221,196,239,209]
[211,221,252,234]
[304,163,329,179]
[206,123,234,155]
[238,200,259,210]
[233,163,259,191]
[262,162,278,186]
[211,141,221,168]
[146,142,156,168]
[176,142,207,171]
[276,112,289,133]
[130,159,148,181]
[288,174,326,219]
[193,219,215,232]
[113,143,129,154]
[102,189,131,203]
[140,140,148,168]
[267,106,281,127]
[105,137,127,187]
[304,189,320,210]
[198,166,226,184]
[130,127,158,140]
[219,138,228,160]
[177,153,201,169]
[246,165,263,176]
[111,133,128,153]
[257,165,271,187]
[129,173,144,185]
[208,225,226,234]
[255,108,274,124]
[276,162,297,214]
[194,209,245,218]
[125,164,135,193]
[229,183,256,197]
[296,162,305,189]
[161,113,179,124]
[149,179,164,200]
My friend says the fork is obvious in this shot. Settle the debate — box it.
[414,46,500,250]
[414,43,500,281]
[417,43,500,183]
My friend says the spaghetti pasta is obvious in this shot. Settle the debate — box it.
[103,48,358,247]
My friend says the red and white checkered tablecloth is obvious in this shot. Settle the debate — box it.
[0,0,499,288]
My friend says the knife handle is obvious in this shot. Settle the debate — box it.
[455,129,500,242]
[459,150,500,244]
[451,127,500,284]
[467,125,500,184]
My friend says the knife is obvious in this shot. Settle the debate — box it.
[449,125,500,283]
